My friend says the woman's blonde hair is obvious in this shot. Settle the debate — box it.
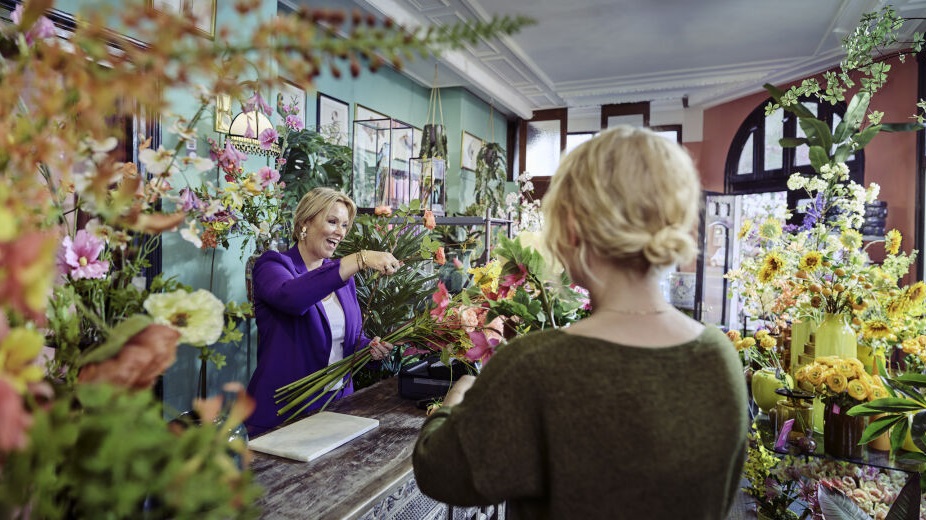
[542,125,701,279]
[290,187,357,243]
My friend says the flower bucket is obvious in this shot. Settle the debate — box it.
[823,400,865,459]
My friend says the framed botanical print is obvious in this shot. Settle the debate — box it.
[461,131,482,171]
[355,104,388,123]
[277,79,306,127]
[317,93,349,146]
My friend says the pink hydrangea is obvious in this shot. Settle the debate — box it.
[57,230,109,280]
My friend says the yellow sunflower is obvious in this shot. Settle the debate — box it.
[798,251,823,272]
[737,219,753,240]
[758,252,784,283]
[907,281,926,304]
[861,319,892,340]
[885,229,902,255]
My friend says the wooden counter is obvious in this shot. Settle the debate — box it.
[249,377,500,519]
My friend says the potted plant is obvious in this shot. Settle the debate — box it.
[470,142,507,218]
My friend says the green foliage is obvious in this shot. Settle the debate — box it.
[468,142,507,218]
[278,129,352,216]
[419,124,448,159]
[337,200,439,350]
[0,384,261,519]
[849,371,926,456]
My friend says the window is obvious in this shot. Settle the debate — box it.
[565,132,595,157]
[725,97,864,217]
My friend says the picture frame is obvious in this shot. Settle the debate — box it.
[186,0,216,39]
[149,0,215,39]
[461,131,483,171]
[355,104,388,124]
[277,79,306,127]
[317,93,349,146]
[214,93,232,133]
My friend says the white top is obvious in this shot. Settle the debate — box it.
[322,294,346,391]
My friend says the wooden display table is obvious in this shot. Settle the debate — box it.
[249,377,502,519]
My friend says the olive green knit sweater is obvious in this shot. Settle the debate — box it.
[413,326,748,519]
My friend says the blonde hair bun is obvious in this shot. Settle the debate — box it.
[644,226,697,268]
[542,125,702,277]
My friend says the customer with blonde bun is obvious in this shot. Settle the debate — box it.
[413,126,748,519]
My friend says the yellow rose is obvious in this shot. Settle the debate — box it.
[835,360,856,378]
[869,385,889,400]
[826,373,848,394]
[846,379,870,401]
[806,365,826,386]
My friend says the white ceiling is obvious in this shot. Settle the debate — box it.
[295,0,926,120]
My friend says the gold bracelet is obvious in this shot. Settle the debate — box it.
[357,250,368,270]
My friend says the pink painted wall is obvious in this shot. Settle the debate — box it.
[694,56,920,277]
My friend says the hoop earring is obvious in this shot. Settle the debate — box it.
[299,226,307,241]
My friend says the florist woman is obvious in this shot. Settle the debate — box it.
[412,126,750,518]
[245,188,398,435]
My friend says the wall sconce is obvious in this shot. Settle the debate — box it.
[225,109,281,158]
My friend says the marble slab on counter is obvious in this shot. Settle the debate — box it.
[247,411,379,462]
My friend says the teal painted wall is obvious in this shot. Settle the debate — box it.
[56,0,513,415]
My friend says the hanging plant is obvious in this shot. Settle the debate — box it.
[471,142,507,217]
[419,123,448,159]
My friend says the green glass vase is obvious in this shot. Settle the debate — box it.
[815,312,857,359]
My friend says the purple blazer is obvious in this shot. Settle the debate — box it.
[245,246,370,436]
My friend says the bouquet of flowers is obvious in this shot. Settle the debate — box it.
[794,356,888,409]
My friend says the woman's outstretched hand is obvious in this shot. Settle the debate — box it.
[364,250,402,275]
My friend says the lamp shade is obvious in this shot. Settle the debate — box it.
[225,110,280,157]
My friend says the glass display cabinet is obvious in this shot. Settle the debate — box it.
[352,118,414,209]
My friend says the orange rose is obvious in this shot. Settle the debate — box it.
[434,246,446,266]
[423,209,436,230]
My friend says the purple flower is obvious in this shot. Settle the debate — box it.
[57,230,109,280]
[258,127,279,150]
[243,91,272,117]
[11,5,55,46]
[216,140,248,174]
[285,115,304,131]
[178,188,204,212]
[257,166,280,188]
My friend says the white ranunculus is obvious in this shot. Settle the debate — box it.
[144,289,225,346]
